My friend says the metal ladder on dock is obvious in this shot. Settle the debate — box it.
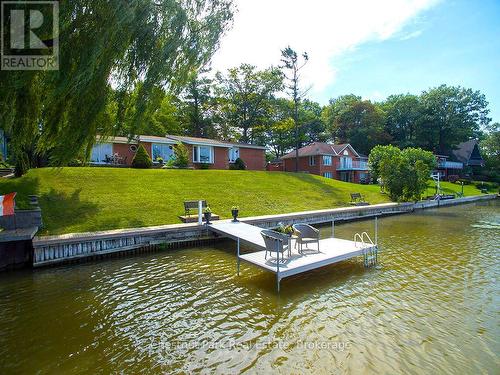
[354,232,378,267]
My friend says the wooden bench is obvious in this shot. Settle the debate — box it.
[350,193,369,206]
[184,200,207,217]
[179,200,220,223]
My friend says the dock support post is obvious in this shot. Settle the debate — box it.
[276,242,280,293]
[375,216,379,265]
[237,238,240,276]
[198,200,203,225]
[331,220,335,238]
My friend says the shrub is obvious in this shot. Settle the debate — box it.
[68,159,85,167]
[368,145,400,183]
[132,144,152,169]
[230,157,246,170]
[458,177,471,185]
[448,175,460,183]
[373,146,436,201]
[168,142,189,168]
[474,181,498,192]
[14,153,29,177]
[199,163,210,169]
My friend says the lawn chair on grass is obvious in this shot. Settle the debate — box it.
[261,230,291,261]
[292,224,320,254]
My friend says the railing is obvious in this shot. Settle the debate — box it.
[437,161,463,169]
[354,231,377,267]
[336,160,369,170]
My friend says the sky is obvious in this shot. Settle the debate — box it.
[211,0,500,123]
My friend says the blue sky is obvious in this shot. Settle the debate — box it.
[213,0,500,124]
[322,0,500,123]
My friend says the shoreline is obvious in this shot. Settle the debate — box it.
[29,194,497,268]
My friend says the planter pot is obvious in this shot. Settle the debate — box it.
[204,212,212,224]
[231,209,239,222]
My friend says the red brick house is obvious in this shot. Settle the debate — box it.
[90,135,266,170]
[280,142,370,183]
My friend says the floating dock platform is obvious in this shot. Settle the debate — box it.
[209,220,378,292]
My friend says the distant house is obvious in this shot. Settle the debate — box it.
[434,140,485,180]
[434,155,463,179]
[452,139,485,168]
[279,142,370,183]
[90,134,267,170]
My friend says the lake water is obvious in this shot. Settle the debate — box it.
[0,201,498,374]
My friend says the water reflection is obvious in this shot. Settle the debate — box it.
[0,201,498,374]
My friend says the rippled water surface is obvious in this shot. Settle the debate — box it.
[1,201,499,374]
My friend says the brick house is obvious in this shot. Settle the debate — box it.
[90,134,266,170]
[280,142,370,183]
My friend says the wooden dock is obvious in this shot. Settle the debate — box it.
[209,221,378,292]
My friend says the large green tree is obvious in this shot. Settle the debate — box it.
[1,0,234,174]
[258,98,295,159]
[179,70,216,138]
[382,94,421,148]
[418,85,490,154]
[480,122,500,182]
[300,99,327,144]
[322,95,391,155]
[215,64,283,143]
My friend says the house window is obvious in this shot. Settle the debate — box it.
[309,156,316,166]
[152,143,174,162]
[340,156,352,169]
[323,155,332,166]
[323,172,333,179]
[90,143,113,163]
[193,145,214,163]
[229,147,239,163]
[343,150,349,156]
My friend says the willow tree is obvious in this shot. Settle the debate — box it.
[0,0,234,175]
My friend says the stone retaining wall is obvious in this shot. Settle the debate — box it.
[31,194,497,267]
[0,208,42,230]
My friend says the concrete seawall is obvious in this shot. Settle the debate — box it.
[32,194,497,267]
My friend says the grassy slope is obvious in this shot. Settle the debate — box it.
[0,167,487,235]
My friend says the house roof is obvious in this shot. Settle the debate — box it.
[96,135,136,144]
[452,139,484,165]
[165,135,266,149]
[96,134,266,149]
[139,135,176,144]
[281,142,360,159]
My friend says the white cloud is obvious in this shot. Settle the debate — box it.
[400,29,424,40]
[211,0,439,97]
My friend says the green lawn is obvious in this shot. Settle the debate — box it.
[0,167,488,235]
